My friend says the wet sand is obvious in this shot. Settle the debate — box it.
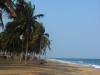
[0,60,100,75]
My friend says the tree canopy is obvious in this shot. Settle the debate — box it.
[0,0,51,64]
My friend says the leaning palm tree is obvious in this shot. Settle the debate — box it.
[0,0,16,29]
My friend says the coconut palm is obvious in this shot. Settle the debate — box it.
[0,0,16,29]
[6,0,45,63]
[29,21,51,62]
[0,0,51,64]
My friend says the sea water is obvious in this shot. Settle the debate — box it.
[49,58,100,69]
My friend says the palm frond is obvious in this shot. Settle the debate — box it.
[34,14,44,19]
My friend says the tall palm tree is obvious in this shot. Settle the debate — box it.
[8,0,44,63]
[0,0,51,63]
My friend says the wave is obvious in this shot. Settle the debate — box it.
[48,59,75,64]
[89,64,100,69]
[48,59,100,69]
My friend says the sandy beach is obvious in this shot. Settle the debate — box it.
[0,60,100,75]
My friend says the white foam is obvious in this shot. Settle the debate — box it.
[48,59,77,64]
[90,65,100,69]
[48,59,100,69]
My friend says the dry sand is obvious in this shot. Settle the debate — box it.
[0,60,100,75]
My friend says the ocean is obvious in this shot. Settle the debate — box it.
[49,58,100,69]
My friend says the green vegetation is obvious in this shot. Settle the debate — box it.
[0,0,51,64]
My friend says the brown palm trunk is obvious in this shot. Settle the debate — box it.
[38,41,41,64]
[6,0,16,17]
[25,37,28,64]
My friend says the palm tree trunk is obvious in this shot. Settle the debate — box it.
[44,52,47,60]
[0,10,4,29]
[32,52,35,60]
[6,0,16,17]
[20,41,23,63]
[25,37,28,64]
[38,41,41,64]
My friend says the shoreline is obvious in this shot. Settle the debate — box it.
[0,59,100,75]
[48,59,100,69]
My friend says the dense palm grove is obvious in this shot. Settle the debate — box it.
[0,0,51,64]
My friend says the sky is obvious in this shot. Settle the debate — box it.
[31,0,100,59]
[1,0,100,59]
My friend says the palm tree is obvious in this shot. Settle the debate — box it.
[30,21,51,62]
[9,0,44,63]
[0,0,16,29]
[0,0,51,64]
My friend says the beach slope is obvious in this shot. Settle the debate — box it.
[0,60,100,75]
